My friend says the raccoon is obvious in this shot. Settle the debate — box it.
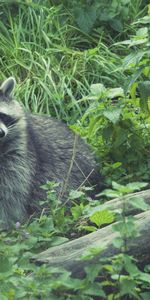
[0,77,102,228]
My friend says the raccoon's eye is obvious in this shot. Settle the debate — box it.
[0,112,18,127]
[0,128,6,138]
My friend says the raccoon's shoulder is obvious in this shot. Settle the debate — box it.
[28,114,65,127]
[26,113,73,139]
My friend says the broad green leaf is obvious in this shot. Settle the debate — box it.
[90,83,106,96]
[113,237,124,248]
[69,190,84,200]
[71,205,83,220]
[107,87,124,98]
[129,196,150,211]
[112,181,147,194]
[111,162,122,169]
[139,272,150,283]
[112,181,125,191]
[90,210,115,227]
[123,51,146,69]
[120,278,136,295]
[136,27,148,38]
[126,182,148,191]
[80,225,97,232]
[133,16,150,24]
[0,256,12,273]
[113,218,137,237]
[99,189,122,198]
[82,246,104,260]
[103,108,122,124]
[74,6,97,34]
[123,255,139,276]
[130,37,148,46]
[84,282,106,297]
[110,19,123,32]
[85,264,102,282]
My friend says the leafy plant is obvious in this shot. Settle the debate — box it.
[80,181,150,299]
[117,7,150,95]
[50,0,145,36]
[0,1,150,299]
[72,80,150,184]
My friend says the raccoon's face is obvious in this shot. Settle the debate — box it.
[0,77,24,141]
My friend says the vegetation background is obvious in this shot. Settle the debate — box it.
[0,0,150,299]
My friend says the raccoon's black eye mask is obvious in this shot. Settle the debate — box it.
[0,112,19,127]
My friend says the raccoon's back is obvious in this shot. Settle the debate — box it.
[26,114,102,200]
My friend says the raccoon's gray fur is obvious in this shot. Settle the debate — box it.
[0,77,102,229]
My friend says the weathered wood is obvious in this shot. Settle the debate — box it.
[32,207,150,277]
[88,189,150,216]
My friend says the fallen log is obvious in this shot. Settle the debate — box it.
[32,189,150,277]
[88,189,150,216]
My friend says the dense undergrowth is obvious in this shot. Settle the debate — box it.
[0,0,150,299]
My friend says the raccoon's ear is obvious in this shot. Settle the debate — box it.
[0,77,16,98]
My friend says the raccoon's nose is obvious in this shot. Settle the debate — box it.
[0,128,6,138]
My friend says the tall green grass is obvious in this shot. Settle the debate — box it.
[0,2,126,122]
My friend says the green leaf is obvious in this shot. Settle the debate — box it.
[90,83,106,96]
[113,218,137,237]
[84,282,106,297]
[69,190,84,200]
[129,196,150,211]
[110,19,123,32]
[133,16,150,24]
[107,87,124,98]
[85,264,102,282]
[136,27,148,38]
[111,162,122,169]
[112,181,125,191]
[120,278,136,295]
[74,6,97,34]
[82,246,104,260]
[139,272,150,283]
[130,38,148,46]
[99,189,122,198]
[123,51,146,69]
[0,256,12,273]
[80,225,97,232]
[123,255,139,276]
[71,205,83,220]
[90,210,115,227]
[103,108,122,124]
[113,237,124,248]
[112,181,148,194]
[126,182,148,191]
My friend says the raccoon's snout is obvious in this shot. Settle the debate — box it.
[0,128,6,138]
